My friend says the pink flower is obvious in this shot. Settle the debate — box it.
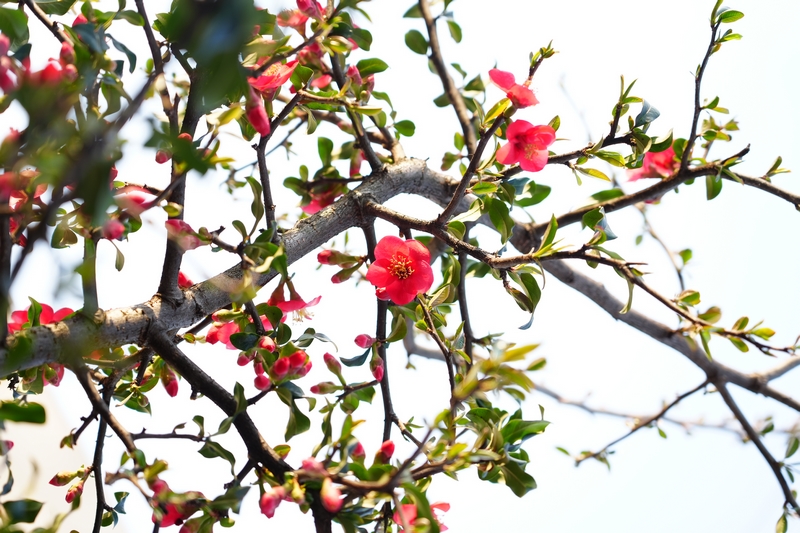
[366,236,434,305]
[496,120,556,172]
[165,220,205,251]
[374,440,394,464]
[297,0,324,20]
[102,218,125,240]
[488,69,538,108]
[177,271,193,289]
[8,303,72,332]
[72,14,89,26]
[277,10,309,32]
[205,322,238,349]
[260,485,286,518]
[267,280,321,321]
[393,502,450,531]
[249,60,298,95]
[254,374,271,391]
[320,478,343,513]
[310,74,332,89]
[354,334,375,349]
[628,146,678,181]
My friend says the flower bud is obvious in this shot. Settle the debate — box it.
[320,477,342,513]
[272,357,290,379]
[50,470,78,486]
[288,351,307,372]
[177,271,193,289]
[59,41,75,66]
[297,360,312,377]
[369,354,384,382]
[374,439,394,464]
[236,354,251,366]
[301,457,327,476]
[0,440,13,454]
[323,352,342,376]
[254,374,271,391]
[177,133,193,142]
[155,150,171,164]
[354,334,375,349]
[309,381,339,394]
[350,441,365,462]
[65,479,85,503]
[258,336,276,352]
[72,14,89,26]
[259,485,285,518]
[102,218,125,240]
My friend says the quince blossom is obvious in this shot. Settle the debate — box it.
[393,501,450,531]
[628,146,679,181]
[366,236,434,305]
[267,280,321,321]
[496,120,556,172]
[489,68,538,108]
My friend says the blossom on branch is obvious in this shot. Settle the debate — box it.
[393,501,450,531]
[489,68,539,108]
[628,146,679,181]
[165,220,206,251]
[496,120,556,172]
[366,236,434,305]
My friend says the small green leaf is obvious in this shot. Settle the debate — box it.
[394,120,415,137]
[355,58,389,76]
[776,512,787,533]
[785,436,799,459]
[718,10,744,23]
[404,30,428,55]
[728,337,749,352]
[576,167,611,181]
[446,20,462,43]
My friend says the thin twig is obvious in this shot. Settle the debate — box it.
[418,0,477,156]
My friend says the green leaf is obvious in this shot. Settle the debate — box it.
[698,306,721,324]
[634,100,660,128]
[776,512,787,533]
[678,290,701,306]
[108,34,137,73]
[394,120,416,137]
[501,419,549,445]
[538,214,558,251]
[471,182,497,196]
[198,441,236,476]
[34,0,78,16]
[593,151,626,167]
[785,436,799,459]
[277,387,311,441]
[487,198,514,243]
[500,461,537,497]
[340,348,370,367]
[576,166,611,181]
[732,316,749,331]
[403,5,423,17]
[318,137,334,167]
[350,27,372,51]
[229,333,259,351]
[729,337,749,352]
[0,8,29,51]
[404,30,428,55]
[0,402,46,424]
[116,9,145,26]
[548,115,560,131]
[447,220,466,241]
[718,10,744,23]
[3,499,43,524]
[356,58,389,76]
[446,20,462,43]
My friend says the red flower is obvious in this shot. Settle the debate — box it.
[72,14,89,26]
[320,478,343,513]
[365,236,433,305]
[8,303,72,332]
[205,322,238,349]
[488,69,538,108]
[249,60,298,95]
[277,10,309,32]
[177,271,193,289]
[297,0,324,20]
[165,220,205,251]
[496,120,556,172]
[393,502,450,531]
[628,146,678,181]
[310,74,332,89]
[267,280,321,321]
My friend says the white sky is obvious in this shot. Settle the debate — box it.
[2,0,799,532]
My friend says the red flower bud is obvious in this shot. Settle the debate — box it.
[237,354,251,366]
[350,441,365,461]
[177,133,193,142]
[320,477,342,513]
[259,485,285,518]
[73,14,89,26]
[102,218,125,240]
[310,381,339,394]
[272,357,290,379]
[65,479,85,503]
[288,350,307,371]
[374,440,394,464]
[323,352,342,375]
[155,150,171,164]
[50,470,78,486]
[354,334,375,349]
[258,336,276,352]
[254,374,271,391]
[297,360,312,377]
[301,457,327,476]
[59,41,75,66]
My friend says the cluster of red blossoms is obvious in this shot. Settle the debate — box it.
[8,303,73,386]
[0,33,77,94]
[628,146,679,181]
[486,68,557,172]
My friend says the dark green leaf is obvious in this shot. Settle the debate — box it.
[108,34,136,73]
[394,120,415,137]
[341,348,370,367]
[0,402,46,424]
[404,30,428,55]
[634,100,660,128]
[500,461,537,497]
[446,20,462,43]
[355,58,389,76]
[3,499,43,524]
[34,0,78,16]
[198,441,236,476]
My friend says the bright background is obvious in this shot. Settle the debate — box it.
[2,0,799,532]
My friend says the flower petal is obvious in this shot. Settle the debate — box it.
[404,239,431,265]
[488,69,515,91]
[496,141,518,166]
[366,261,393,287]
[518,147,549,172]
[373,235,405,261]
[507,84,539,108]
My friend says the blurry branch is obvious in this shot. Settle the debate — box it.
[716,383,799,511]
[131,430,206,443]
[23,0,69,43]
[90,381,114,533]
[417,0,477,157]
[74,364,136,454]
[574,381,709,465]
[635,204,686,291]
[402,318,445,361]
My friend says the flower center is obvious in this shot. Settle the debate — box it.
[388,255,414,280]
